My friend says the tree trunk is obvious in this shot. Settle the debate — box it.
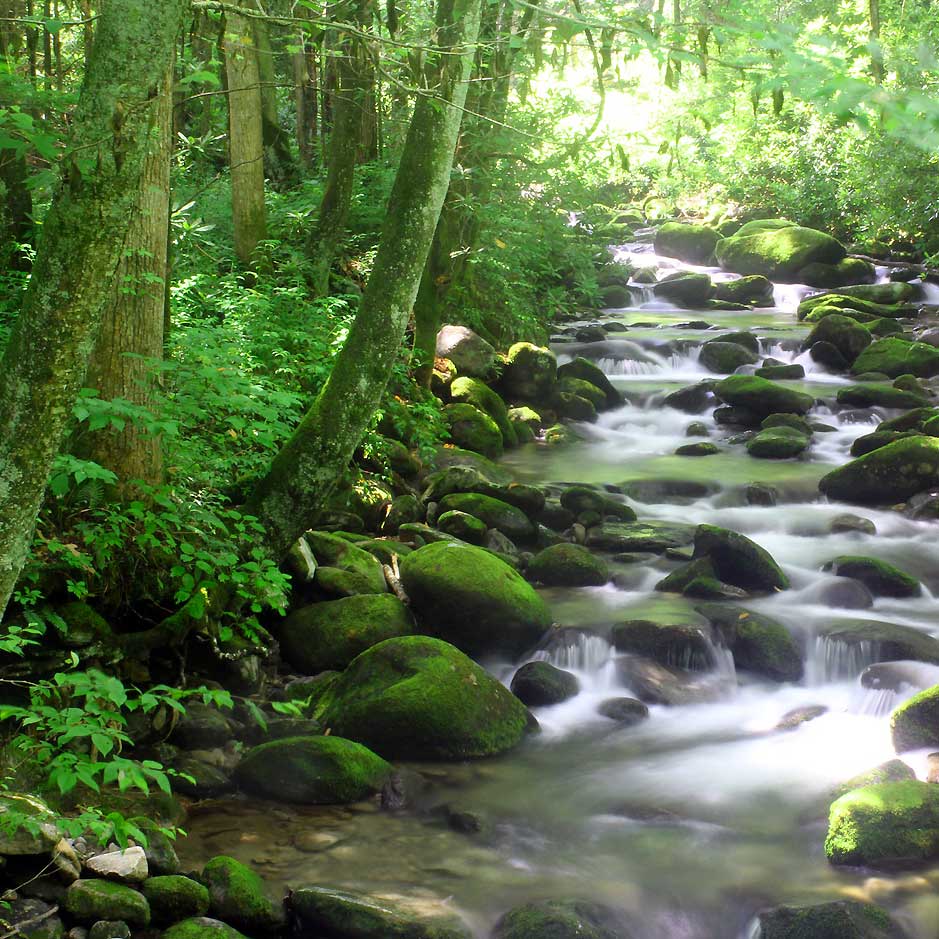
[245,0,483,562]
[0,148,33,271]
[0,0,187,619]
[253,15,297,190]
[82,64,173,492]
[869,0,884,83]
[293,32,313,166]
[224,11,266,266]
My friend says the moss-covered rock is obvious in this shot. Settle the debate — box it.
[501,342,557,402]
[450,377,516,448]
[65,881,150,927]
[435,325,497,379]
[443,403,504,459]
[278,594,414,674]
[201,856,284,934]
[818,620,939,665]
[755,363,805,380]
[823,556,921,598]
[399,541,551,657]
[492,899,627,939]
[597,697,649,724]
[611,619,715,670]
[698,341,759,374]
[713,274,773,304]
[233,735,390,804]
[652,271,714,307]
[826,780,939,867]
[852,338,939,378]
[734,218,797,236]
[799,291,915,321]
[556,377,606,410]
[510,661,579,706]
[716,226,846,281]
[714,375,813,417]
[436,510,487,544]
[832,759,916,799]
[805,314,872,364]
[675,441,719,456]
[819,435,939,504]
[557,358,621,407]
[290,887,470,939]
[526,543,610,587]
[142,876,210,926]
[0,899,63,939]
[559,485,635,521]
[163,918,248,939]
[754,900,902,939]
[585,521,695,553]
[799,257,876,289]
[835,282,915,304]
[836,384,927,409]
[694,603,803,682]
[57,600,113,647]
[653,222,720,264]
[692,524,789,592]
[317,636,530,759]
[436,493,536,542]
[305,532,386,595]
[890,684,939,751]
[746,426,810,459]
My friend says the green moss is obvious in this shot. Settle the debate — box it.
[746,426,810,459]
[890,684,939,752]
[305,532,386,594]
[826,781,939,867]
[714,375,813,417]
[833,759,916,799]
[501,342,557,402]
[852,338,939,378]
[65,881,150,927]
[837,383,927,409]
[715,226,845,280]
[526,543,610,587]
[56,601,113,647]
[318,636,531,760]
[162,918,248,939]
[755,900,901,939]
[653,222,721,264]
[510,661,579,706]
[675,441,720,456]
[804,314,872,364]
[652,271,714,307]
[142,876,210,926]
[442,403,503,459]
[399,541,551,657]
[699,341,759,374]
[436,510,487,544]
[819,619,939,664]
[559,485,636,521]
[436,492,535,542]
[233,735,391,804]
[823,556,921,598]
[713,274,773,304]
[556,358,620,407]
[492,899,622,939]
[611,619,715,669]
[556,377,606,409]
[450,376,517,447]
[734,218,797,236]
[692,524,790,591]
[201,856,283,933]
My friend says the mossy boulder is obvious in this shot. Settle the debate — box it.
[142,876,210,927]
[675,441,719,456]
[57,600,113,647]
[163,918,248,939]
[559,485,636,521]
[510,661,579,706]
[436,510,487,544]
[556,377,606,410]
[818,620,939,666]
[852,338,939,378]
[713,274,773,304]
[715,226,846,281]
[837,282,915,304]
[890,684,939,751]
[611,619,715,670]
[317,636,531,759]
[699,341,759,374]
[443,404,503,459]
[753,900,902,939]
[798,257,876,288]
[492,900,628,939]
[201,856,284,934]
[305,532,386,595]
[557,358,620,407]
[278,594,415,674]
[290,887,470,939]
[435,325,497,379]
[833,759,916,799]
[501,342,557,402]
[734,218,797,236]
[692,524,789,592]
[746,426,810,459]
[233,735,391,804]
[826,780,939,867]
[714,375,813,417]
[437,493,536,542]
[450,377,516,448]
[755,363,805,380]
[652,271,713,307]
[552,391,597,423]
[526,543,610,587]
[823,556,921,598]
[65,881,150,927]
[805,314,872,364]
[653,222,720,264]
[819,435,939,504]
[694,604,803,682]
[836,384,927,409]
[399,541,551,657]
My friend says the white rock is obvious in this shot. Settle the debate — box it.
[53,838,81,882]
[84,845,148,882]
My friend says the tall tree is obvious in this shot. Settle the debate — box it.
[253,15,297,188]
[0,0,187,620]
[224,11,267,265]
[245,0,483,561]
[82,64,174,491]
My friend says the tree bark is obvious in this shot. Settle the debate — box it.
[0,148,33,271]
[293,31,313,166]
[82,64,173,492]
[245,0,483,562]
[224,11,267,265]
[0,0,187,619]
[253,15,297,189]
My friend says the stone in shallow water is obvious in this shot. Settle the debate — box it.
[510,661,579,706]
[492,898,631,939]
[753,899,904,939]
[822,555,921,598]
[775,705,828,731]
[596,697,649,724]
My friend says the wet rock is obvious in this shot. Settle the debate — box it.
[437,510,487,544]
[574,325,606,343]
[170,755,231,799]
[822,556,921,598]
[615,656,723,706]
[746,484,778,506]
[805,313,874,365]
[611,620,715,670]
[399,542,551,657]
[84,847,147,883]
[753,900,904,939]
[596,697,649,724]
[318,636,531,759]
[437,493,535,542]
[291,886,471,939]
[775,705,828,731]
[818,620,939,665]
[806,578,874,610]
[380,767,430,812]
[685,421,709,436]
[713,274,773,304]
[557,358,621,407]
[850,429,918,458]
[585,521,695,553]
[762,413,813,435]
[755,364,805,380]
[809,340,849,371]
[128,817,179,875]
[653,271,714,308]
[170,703,233,751]
[500,342,557,402]
[557,377,607,412]
[163,918,249,939]
[746,426,810,459]
[800,256,877,288]
[201,856,285,934]
[692,524,789,592]
[305,532,387,595]
[826,781,939,867]
[492,898,629,939]
[0,795,59,856]
[0,898,64,939]
[278,595,415,674]
[663,381,714,413]
[829,513,876,535]
[699,341,759,373]
[715,225,846,281]
[526,543,610,587]
[837,384,928,409]
[624,479,717,503]
[559,485,635,521]
[833,759,916,799]
[510,661,579,706]
[861,661,939,692]
[65,882,150,928]
[553,391,598,423]
[852,337,939,378]
[142,876,210,927]
[435,325,497,379]
[891,684,939,751]
[443,403,503,459]
[654,222,720,264]
[233,736,391,805]
[381,494,423,534]
[674,441,719,456]
[819,435,939,504]
[714,375,814,417]
[87,923,129,939]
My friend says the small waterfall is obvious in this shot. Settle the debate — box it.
[851,686,899,717]
[532,632,619,692]
[805,637,882,684]
[596,347,700,376]
[743,919,762,939]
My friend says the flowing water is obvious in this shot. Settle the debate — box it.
[182,244,939,937]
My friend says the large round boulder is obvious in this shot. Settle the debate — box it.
[317,636,531,760]
[746,426,810,459]
[714,375,813,417]
[852,338,939,378]
[200,856,284,934]
[822,556,921,598]
[510,661,579,706]
[304,532,386,594]
[436,325,497,378]
[278,595,415,674]
[492,899,630,939]
[443,404,504,459]
[653,222,720,264]
[436,492,536,542]
[715,226,846,281]
[399,542,552,657]
[699,341,759,374]
[890,684,939,752]
[652,271,713,308]
[526,543,610,587]
[804,313,872,365]
[557,358,621,407]
[753,900,904,939]
[500,343,557,402]
[692,524,789,592]
[450,377,516,448]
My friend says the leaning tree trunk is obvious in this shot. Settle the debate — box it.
[245,0,483,561]
[224,11,267,265]
[0,0,187,619]
[81,64,174,492]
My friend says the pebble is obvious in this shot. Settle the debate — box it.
[293,831,342,853]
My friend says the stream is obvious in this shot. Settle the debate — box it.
[181,243,939,938]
